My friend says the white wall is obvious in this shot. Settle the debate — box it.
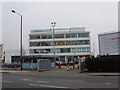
[5,50,29,64]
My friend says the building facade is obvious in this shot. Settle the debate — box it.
[29,27,91,63]
[98,32,120,55]
[0,44,3,59]
[4,50,28,64]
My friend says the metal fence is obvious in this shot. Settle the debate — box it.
[37,59,51,71]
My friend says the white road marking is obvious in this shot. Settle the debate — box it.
[21,78,49,83]
[3,81,12,83]
[29,84,68,88]
[22,79,30,81]
[29,84,39,86]
[105,83,111,85]
[36,81,49,83]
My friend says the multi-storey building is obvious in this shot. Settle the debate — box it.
[29,27,91,63]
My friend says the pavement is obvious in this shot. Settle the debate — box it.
[88,73,120,76]
[0,68,119,76]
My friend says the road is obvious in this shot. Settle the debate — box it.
[1,71,119,90]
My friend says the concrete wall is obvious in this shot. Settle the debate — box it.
[5,50,29,64]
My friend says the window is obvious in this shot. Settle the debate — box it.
[55,49,60,53]
[60,48,65,53]
[41,42,50,46]
[54,34,64,38]
[66,48,70,53]
[29,49,34,54]
[71,48,76,53]
[30,42,40,46]
[55,30,70,33]
[77,48,82,52]
[71,40,78,45]
[30,35,40,39]
[86,47,90,52]
[41,35,52,39]
[33,49,52,54]
[78,33,89,37]
[66,33,77,38]
[82,47,86,52]
[34,49,39,53]
[44,49,51,53]
[65,41,71,45]
[84,40,90,44]
[55,41,65,46]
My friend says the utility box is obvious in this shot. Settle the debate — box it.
[37,59,51,71]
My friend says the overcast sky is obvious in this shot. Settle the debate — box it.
[2,1,118,55]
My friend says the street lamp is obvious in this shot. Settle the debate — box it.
[12,9,23,71]
[51,22,56,68]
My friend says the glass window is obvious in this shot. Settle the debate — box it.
[86,47,90,52]
[55,30,70,33]
[71,40,78,45]
[41,42,50,46]
[55,48,60,53]
[30,35,40,39]
[54,34,64,38]
[71,48,76,53]
[78,33,89,37]
[34,49,39,53]
[65,41,71,45]
[41,35,52,39]
[79,40,85,45]
[29,49,34,54]
[30,42,52,46]
[44,49,51,53]
[82,47,86,52]
[77,48,82,52]
[33,49,52,54]
[85,40,90,44]
[55,41,65,46]
[60,48,65,53]
[30,42,40,46]
[66,33,77,38]
[60,56,65,62]
[66,48,70,53]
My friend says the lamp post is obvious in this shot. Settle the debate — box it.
[12,10,23,71]
[51,22,56,68]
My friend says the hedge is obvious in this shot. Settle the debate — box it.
[84,55,120,72]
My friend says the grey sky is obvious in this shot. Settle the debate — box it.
[2,2,118,55]
[0,2,2,44]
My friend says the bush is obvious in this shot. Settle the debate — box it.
[84,55,120,72]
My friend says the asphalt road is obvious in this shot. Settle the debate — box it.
[1,71,119,90]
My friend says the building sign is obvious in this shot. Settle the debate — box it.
[98,32,120,55]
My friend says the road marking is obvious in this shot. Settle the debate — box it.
[22,79,30,81]
[29,84,68,88]
[3,81,12,83]
[29,84,39,86]
[36,81,49,83]
[105,83,111,85]
[22,78,49,83]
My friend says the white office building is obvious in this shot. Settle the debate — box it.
[29,27,91,63]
